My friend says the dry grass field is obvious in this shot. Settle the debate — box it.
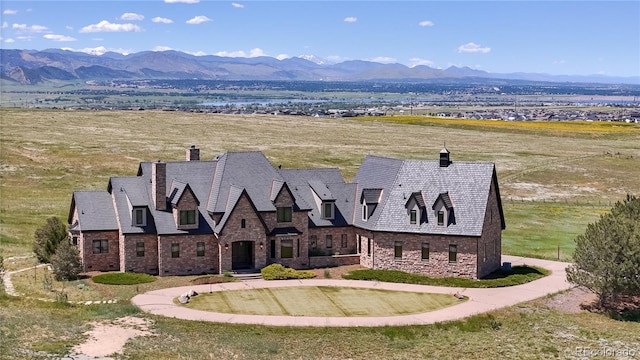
[1,108,639,359]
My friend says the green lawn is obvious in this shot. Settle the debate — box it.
[185,286,462,316]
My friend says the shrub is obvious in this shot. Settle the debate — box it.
[261,264,316,280]
[50,240,82,281]
[92,272,156,285]
[342,266,548,288]
[33,217,69,263]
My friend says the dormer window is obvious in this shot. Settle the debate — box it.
[179,210,196,226]
[362,202,369,221]
[432,192,455,227]
[321,202,334,219]
[277,206,292,223]
[132,207,146,227]
[410,209,418,224]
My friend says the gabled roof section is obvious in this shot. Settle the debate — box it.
[270,180,284,202]
[168,180,200,207]
[214,186,268,234]
[361,188,383,204]
[433,192,453,210]
[68,191,118,231]
[308,179,335,201]
[207,151,284,213]
[405,191,426,209]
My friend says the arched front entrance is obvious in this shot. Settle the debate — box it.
[232,241,254,270]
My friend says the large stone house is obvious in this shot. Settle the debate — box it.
[68,146,504,279]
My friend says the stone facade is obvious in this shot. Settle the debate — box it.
[476,179,503,278]
[157,234,217,276]
[78,230,120,272]
[119,234,159,274]
[308,226,357,256]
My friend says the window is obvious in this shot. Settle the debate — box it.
[309,235,317,249]
[179,210,196,225]
[410,209,417,224]
[277,207,292,223]
[326,235,332,248]
[92,239,108,254]
[136,241,145,257]
[437,211,445,226]
[362,203,368,221]
[72,236,78,246]
[241,219,246,228]
[270,239,276,258]
[322,202,334,219]
[422,243,430,261]
[449,244,457,263]
[357,235,361,254]
[341,234,347,248]
[133,208,146,226]
[171,243,180,258]
[281,239,293,258]
[394,241,402,259]
[197,242,205,257]
[297,238,300,257]
[367,238,372,256]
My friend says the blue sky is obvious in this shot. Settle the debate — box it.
[1,1,638,77]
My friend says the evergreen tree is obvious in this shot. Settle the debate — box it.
[50,240,82,281]
[566,195,640,307]
[33,217,68,263]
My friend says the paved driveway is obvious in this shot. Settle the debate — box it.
[131,255,573,327]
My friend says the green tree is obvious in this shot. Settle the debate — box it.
[566,195,640,307]
[50,240,82,281]
[0,255,5,295]
[33,217,69,263]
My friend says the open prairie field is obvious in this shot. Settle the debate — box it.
[1,108,639,258]
[1,108,640,359]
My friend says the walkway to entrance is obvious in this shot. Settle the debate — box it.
[131,255,573,327]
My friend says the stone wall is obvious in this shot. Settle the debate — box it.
[308,226,357,256]
[477,178,503,278]
[218,192,268,272]
[120,234,159,274]
[309,254,361,268]
[368,231,479,279]
[157,234,217,276]
[79,230,120,272]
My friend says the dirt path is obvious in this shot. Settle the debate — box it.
[67,317,153,359]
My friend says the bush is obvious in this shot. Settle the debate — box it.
[92,272,156,285]
[50,240,82,281]
[33,217,69,263]
[342,265,548,288]
[261,264,316,280]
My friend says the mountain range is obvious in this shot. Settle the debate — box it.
[1,49,638,85]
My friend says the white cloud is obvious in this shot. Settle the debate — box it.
[152,17,173,24]
[344,17,357,23]
[2,22,8,29]
[213,48,273,58]
[164,0,199,3]
[186,16,211,25]
[408,57,435,68]
[186,50,208,56]
[4,38,15,43]
[3,9,18,15]
[65,25,73,30]
[249,48,266,57]
[12,23,49,33]
[419,20,434,27]
[80,20,142,33]
[16,36,33,41]
[44,34,77,42]
[326,55,347,64]
[153,46,173,51]
[215,50,246,57]
[275,54,290,60]
[369,56,397,64]
[232,3,245,8]
[62,46,133,56]
[120,13,144,21]
[457,42,491,54]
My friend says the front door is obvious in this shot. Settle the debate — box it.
[232,241,253,270]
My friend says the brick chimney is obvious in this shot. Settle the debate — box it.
[152,160,167,210]
[186,145,200,161]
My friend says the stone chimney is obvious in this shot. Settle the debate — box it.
[186,145,200,161]
[439,147,451,167]
[152,160,167,211]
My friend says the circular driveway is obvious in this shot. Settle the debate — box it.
[131,255,573,327]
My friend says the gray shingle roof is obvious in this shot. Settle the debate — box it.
[353,155,497,236]
[278,168,355,227]
[69,191,119,231]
